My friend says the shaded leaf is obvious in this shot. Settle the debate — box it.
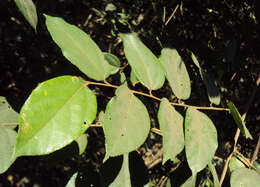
[230,167,260,187]
[160,48,191,100]
[185,108,218,174]
[208,161,220,187]
[15,76,97,157]
[181,175,196,187]
[158,98,184,164]
[104,52,120,75]
[66,172,78,187]
[45,15,111,81]
[130,69,139,86]
[0,96,19,129]
[227,101,252,139]
[14,0,38,31]
[76,134,88,155]
[103,84,150,158]
[120,33,165,90]
[229,156,246,173]
[0,126,17,174]
[110,154,131,187]
[190,52,220,105]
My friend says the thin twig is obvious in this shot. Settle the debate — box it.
[84,80,230,111]
[165,5,180,26]
[0,122,18,126]
[251,135,260,164]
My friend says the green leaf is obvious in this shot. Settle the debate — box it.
[103,84,150,158]
[0,96,19,129]
[158,98,184,164]
[130,69,139,86]
[208,161,220,187]
[185,108,218,174]
[229,156,246,172]
[15,76,97,157]
[181,175,196,187]
[104,52,121,75]
[160,48,191,100]
[75,134,88,155]
[110,154,131,187]
[227,101,252,139]
[230,168,260,187]
[191,52,220,105]
[120,33,165,90]
[14,0,38,31]
[66,172,78,187]
[0,126,17,174]
[45,15,111,81]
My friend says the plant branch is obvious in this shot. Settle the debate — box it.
[165,4,180,26]
[83,80,230,111]
[0,122,18,126]
[251,135,260,164]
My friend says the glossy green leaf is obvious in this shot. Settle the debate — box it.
[104,52,121,75]
[160,48,191,100]
[0,96,19,129]
[120,33,165,90]
[130,69,139,86]
[45,15,111,81]
[0,126,17,174]
[14,0,38,31]
[230,167,260,187]
[158,98,184,164]
[208,161,220,187]
[185,108,218,174]
[227,101,252,139]
[103,84,150,158]
[181,175,196,187]
[110,154,131,187]
[66,172,78,187]
[76,134,88,155]
[229,156,246,172]
[15,76,97,157]
[191,52,220,105]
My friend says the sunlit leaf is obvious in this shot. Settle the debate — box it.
[120,33,165,90]
[230,167,260,187]
[76,134,88,155]
[130,69,139,86]
[0,126,17,174]
[0,96,18,129]
[190,52,220,105]
[185,108,218,174]
[208,161,220,187]
[14,0,38,31]
[45,15,111,81]
[160,48,191,100]
[158,98,184,164]
[15,76,97,157]
[103,84,150,158]
[66,172,78,187]
[227,101,252,139]
[110,154,131,187]
[229,156,246,173]
[104,52,120,75]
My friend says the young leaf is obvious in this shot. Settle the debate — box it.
[160,48,191,100]
[104,52,121,75]
[0,127,17,174]
[191,52,220,105]
[208,161,220,187]
[109,154,131,187]
[230,167,260,187]
[66,172,78,187]
[0,96,19,129]
[15,76,97,157]
[120,33,165,90]
[103,84,150,158]
[75,134,88,155]
[185,108,218,174]
[227,101,252,139]
[14,0,38,31]
[158,98,184,164]
[45,15,111,81]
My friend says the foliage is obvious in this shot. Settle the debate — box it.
[1,0,259,186]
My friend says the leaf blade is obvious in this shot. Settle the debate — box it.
[0,96,19,128]
[230,167,260,187]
